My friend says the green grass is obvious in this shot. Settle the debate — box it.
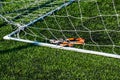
[1,0,120,79]
[1,26,120,79]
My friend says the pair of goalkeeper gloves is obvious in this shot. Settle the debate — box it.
[49,38,85,47]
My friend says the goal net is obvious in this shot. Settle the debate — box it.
[1,0,120,58]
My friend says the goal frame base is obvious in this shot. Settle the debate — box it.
[3,35,120,59]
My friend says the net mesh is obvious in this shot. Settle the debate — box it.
[0,0,120,54]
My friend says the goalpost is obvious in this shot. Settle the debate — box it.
[1,0,120,59]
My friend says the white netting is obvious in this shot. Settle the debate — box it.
[0,0,120,54]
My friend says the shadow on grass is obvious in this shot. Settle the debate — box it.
[12,0,56,20]
[0,21,7,28]
[0,44,36,54]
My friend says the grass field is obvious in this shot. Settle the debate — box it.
[1,0,120,79]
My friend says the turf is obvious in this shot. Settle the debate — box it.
[1,0,120,80]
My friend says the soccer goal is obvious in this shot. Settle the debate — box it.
[1,0,120,59]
